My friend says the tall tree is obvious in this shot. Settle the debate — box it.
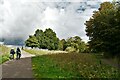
[85,2,120,57]
[25,28,59,50]
[34,29,44,48]
[44,28,59,50]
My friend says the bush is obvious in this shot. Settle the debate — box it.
[65,47,78,53]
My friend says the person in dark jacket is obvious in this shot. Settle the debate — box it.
[9,48,15,59]
[16,47,21,60]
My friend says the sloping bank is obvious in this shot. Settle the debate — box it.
[25,49,119,79]
[0,45,10,64]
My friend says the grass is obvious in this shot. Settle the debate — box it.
[32,53,119,79]
[94,54,119,69]
[24,49,49,56]
[32,56,76,79]
[24,48,67,56]
[0,45,10,64]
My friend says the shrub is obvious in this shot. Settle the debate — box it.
[65,47,78,53]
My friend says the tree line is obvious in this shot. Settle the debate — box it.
[25,1,120,56]
[25,28,88,53]
[85,1,120,57]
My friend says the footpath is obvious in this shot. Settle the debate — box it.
[1,51,35,80]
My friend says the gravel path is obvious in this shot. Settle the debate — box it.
[1,51,35,80]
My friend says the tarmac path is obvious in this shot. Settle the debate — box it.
[1,50,35,80]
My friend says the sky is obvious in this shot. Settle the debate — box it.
[0,0,113,44]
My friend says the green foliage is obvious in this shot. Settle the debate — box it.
[65,36,88,53]
[58,39,67,51]
[65,47,77,53]
[25,28,87,52]
[44,28,59,50]
[1,54,9,64]
[0,45,10,64]
[34,29,44,48]
[25,35,39,48]
[85,2,120,57]
[25,28,59,50]
[32,53,119,78]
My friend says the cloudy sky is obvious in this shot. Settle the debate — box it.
[0,0,112,44]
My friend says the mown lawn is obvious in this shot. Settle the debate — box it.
[0,45,10,64]
[32,53,119,79]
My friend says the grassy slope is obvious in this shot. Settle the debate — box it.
[0,45,10,64]
[31,53,119,79]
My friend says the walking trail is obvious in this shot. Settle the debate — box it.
[1,50,35,79]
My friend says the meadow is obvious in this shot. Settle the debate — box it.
[0,45,10,64]
[24,48,67,55]
[25,49,119,79]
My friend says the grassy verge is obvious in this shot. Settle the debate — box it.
[0,54,9,64]
[0,45,10,64]
[32,53,119,79]
[32,55,77,79]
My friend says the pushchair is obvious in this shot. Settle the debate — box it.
[9,54,14,60]
[9,49,15,60]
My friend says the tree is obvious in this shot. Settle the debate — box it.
[44,28,59,50]
[25,28,59,50]
[25,35,39,48]
[85,2,120,57]
[34,29,44,48]
[58,39,67,51]
[65,36,87,53]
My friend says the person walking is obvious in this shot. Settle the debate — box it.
[9,48,15,60]
[16,47,21,60]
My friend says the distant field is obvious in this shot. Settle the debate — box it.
[31,52,119,79]
[0,45,10,64]
[24,49,67,55]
